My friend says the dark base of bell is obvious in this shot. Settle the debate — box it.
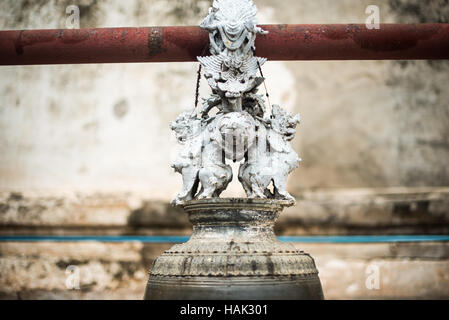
[144,275,324,300]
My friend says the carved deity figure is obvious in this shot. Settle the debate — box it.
[171,0,302,205]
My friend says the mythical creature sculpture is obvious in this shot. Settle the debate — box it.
[196,117,233,200]
[170,111,233,206]
[170,111,202,206]
[170,0,302,205]
[200,0,267,57]
[238,105,301,203]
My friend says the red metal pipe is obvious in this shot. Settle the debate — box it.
[0,24,448,65]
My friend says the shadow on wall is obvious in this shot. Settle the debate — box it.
[127,201,187,230]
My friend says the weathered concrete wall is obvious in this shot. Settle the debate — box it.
[1,241,448,300]
[1,0,448,196]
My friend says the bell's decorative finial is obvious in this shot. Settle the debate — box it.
[146,0,324,301]
[171,0,301,206]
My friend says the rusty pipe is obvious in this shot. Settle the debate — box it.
[0,24,448,65]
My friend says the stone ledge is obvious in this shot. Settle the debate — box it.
[296,242,449,260]
[1,242,448,300]
[1,188,448,235]
[282,187,449,230]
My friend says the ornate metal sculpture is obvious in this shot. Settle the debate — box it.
[171,0,301,206]
[146,0,324,301]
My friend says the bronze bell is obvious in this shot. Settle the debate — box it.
[145,199,324,300]
[146,0,324,300]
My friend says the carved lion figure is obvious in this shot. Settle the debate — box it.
[170,111,203,206]
[238,105,301,203]
[170,111,233,205]
[196,117,233,200]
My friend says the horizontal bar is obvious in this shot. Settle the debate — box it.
[0,24,448,65]
[0,235,448,243]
